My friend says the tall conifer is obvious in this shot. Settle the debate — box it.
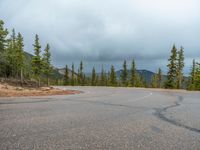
[165,45,177,89]
[31,34,42,87]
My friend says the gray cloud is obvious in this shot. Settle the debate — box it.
[0,0,200,73]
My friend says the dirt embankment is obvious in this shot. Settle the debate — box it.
[0,83,81,97]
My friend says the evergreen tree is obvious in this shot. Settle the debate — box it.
[151,74,158,88]
[188,60,200,90]
[109,65,117,86]
[120,60,128,86]
[31,34,42,87]
[71,63,75,86]
[130,59,137,87]
[165,45,177,89]
[91,67,96,86]
[100,65,107,86]
[188,59,196,90]
[135,74,144,87]
[151,69,162,88]
[95,75,99,86]
[106,71,110,86]
[6,29,18,77]
[0,20,8,77]
[83,74,86,86]
[176,47,184,89]
[42,43,52,86]
[16,33,25,85]
[0,20,8,54]
[194,62,200,90]
[64,65,70,85]
[157,68,162,88]
[78,61,84,85]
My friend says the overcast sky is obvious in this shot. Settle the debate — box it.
[0,0,200,73]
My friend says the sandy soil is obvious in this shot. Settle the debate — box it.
[0,84,81,97]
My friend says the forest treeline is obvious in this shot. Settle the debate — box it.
[0,19,199,90]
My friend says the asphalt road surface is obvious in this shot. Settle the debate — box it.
[0,86,200,150]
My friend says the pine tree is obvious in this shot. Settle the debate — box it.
[157,68,162,88]
[188,60,200,90]
[12,29,18,77]
[151,74,158,88]
[78,61,84,85]
[95,75,99,86]
[188,59,196,90]
[109,65,117,86]
[42,43,52,86]
[64,65,70,85]
[6,29,18,77]
[31,34,42,87]
[151,69,162,88]
[194,62,200,90]
[176,47,184,89]
[71,63,75,86]
[0,20,8,53]
[130,59,137,87]
[16,33,25,85]
[165,45,177,89]
[91,67,96,86]
[120,60,128,86]
[135,74,144,87]
[0,20,8,76]
[100,65,106,86]
[0,20,8,77]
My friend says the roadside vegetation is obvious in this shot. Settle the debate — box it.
[0,19,199,90]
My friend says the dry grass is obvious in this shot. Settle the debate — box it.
[0,83,81,97]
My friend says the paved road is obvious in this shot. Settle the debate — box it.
[0,87,200,150]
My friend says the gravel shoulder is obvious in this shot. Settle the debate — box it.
[0,84,81,97]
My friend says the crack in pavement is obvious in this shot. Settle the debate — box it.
[155,96,200,134]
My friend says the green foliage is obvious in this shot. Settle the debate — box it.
[78,61,84,85]
[151,74,158,88]
[6,29,18,77]
[0,20,8,77]
[165,45,185,89]
[151,68,162,88]
[194,63,200,90]
[135,74,144,87]
[109,65,117,86]
[130,59,137,87]
[120,60,128,86]
[176,47,184,89]
[189,59,196,88]
[42,43,52,86]
[100,65,106,86]
[31,34,42,86]
[188,60,200,90]
[165,45,178,89]
[71,63,75,86]
[64,65,70,85]
[157,68,162,88]
[16,33,25,70]
[0,19,58,86]
[16,33,25,84]
[91,67,96,86]
[0,20,8,53]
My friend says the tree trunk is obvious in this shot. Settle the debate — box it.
[47,77,50,86]
[38,77,40,87]
[20,68,23,86]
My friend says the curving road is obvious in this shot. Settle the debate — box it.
[0,86,200,150]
